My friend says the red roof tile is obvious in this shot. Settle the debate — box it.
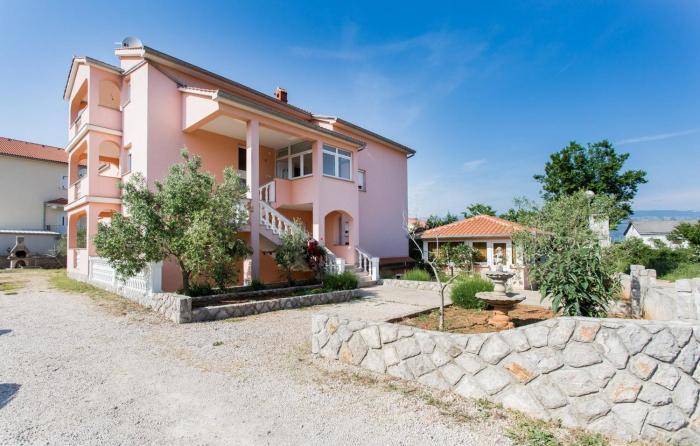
[420,215,527,238]
[0,137,66,164]
[46,198,68,205]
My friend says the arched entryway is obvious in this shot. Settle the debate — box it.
[324,210,355,263]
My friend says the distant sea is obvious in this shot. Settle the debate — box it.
[611,210,700,240]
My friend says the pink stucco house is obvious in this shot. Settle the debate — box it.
[63,37,414,293]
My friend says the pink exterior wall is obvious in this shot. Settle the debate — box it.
[354,135,409,259]
[65,47,411,287]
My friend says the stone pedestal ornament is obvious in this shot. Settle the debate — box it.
[476,247,525,329]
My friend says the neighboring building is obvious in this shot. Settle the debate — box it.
[0,137,69,266]
[63,37,414,292]
[623,220,697,248]
[407,217,426,231]
[418,214,531,289]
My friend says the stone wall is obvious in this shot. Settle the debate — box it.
[192,289,363,322]
[312,314,700,443]
[624,265,700,322]
[381,279,449,292]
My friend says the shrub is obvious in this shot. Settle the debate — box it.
[186,282,213,297]
[323,271,359,291]
[606,237,696,276]
[451,275,493,309]
[402,268,432,281]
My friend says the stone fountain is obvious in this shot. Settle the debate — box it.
[476,247,525,329]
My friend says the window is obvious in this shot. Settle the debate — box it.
[322,144,352,180]
[238,146,247,171]
[275,141,312,179]
[61,176,68,190]
[125,147,132,174]
[472,242,487,262]
[357,170,366,191]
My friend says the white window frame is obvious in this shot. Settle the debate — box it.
[276,144,312,180]
[61,175,68,190]
[322,144,352,181]
[357,169,366,191]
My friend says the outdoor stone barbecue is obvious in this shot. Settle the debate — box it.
[312,314,700,443]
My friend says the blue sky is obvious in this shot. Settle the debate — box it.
[1,1,698,216]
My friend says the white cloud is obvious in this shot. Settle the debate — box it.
[616,128,699,145]
[462,159,486,172]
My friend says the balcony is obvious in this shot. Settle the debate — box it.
[69,108,87,141]
[68,175,121,204]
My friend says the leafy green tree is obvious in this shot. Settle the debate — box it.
[499,197,539,224]
[534,140,647,225]
[668,221,700,247]
[425,212,459,229]
[513,191,620,317]
[274,219,310,285]
[93,150,249,294]
[462,203,496,219]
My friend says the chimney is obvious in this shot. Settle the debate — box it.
[275,87,288,103]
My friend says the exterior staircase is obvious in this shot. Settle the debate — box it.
[256,183,380,283]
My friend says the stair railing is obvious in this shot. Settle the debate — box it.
[259,201,296,236]
[259,181,276,203]
[355,247,380,281]
[323,247,345,275]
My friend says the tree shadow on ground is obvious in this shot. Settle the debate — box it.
[0,384,20,409]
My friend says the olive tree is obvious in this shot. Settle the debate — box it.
[512,191,620,317]
[93,150,249,294]
[274,219,310,286]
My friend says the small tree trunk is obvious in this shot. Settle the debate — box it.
[439,290,445,331]
[178,260,191,294]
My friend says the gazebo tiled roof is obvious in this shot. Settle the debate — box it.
[420,215,526,239]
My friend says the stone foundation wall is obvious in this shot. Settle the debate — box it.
[192,289,363,322]
[312,314,700,443]
[381,279,451,292]
[624,265,700,322]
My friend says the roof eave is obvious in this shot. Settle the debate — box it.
[63,56,123,100]
[313,115,416,156]
[214,91,366,149]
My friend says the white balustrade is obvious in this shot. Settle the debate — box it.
[355,247,380,281]
[259,201,296,236]
[88,257,162,296]
[259,181,276,203]
[323,248,346,275]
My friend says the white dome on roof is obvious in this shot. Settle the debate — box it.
[121,36,143,48]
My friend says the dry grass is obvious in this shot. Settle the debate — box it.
[47,270,148,317]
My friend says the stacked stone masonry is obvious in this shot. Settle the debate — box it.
[312,314,700,443]
[192,289,363,322]
[623,265,700,322]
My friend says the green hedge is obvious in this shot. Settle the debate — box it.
[323,271,359,291]
[402,268,432,281]
[451,275,493,309]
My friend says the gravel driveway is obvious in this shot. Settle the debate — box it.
[0,270,530,445]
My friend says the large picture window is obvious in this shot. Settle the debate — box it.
[322,144,352,180]
[275,141,312,179]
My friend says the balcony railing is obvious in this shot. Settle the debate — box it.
[67,175,121,203]
[69,178,85,202]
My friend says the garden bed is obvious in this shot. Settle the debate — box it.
[190,284,322,308]
[394,304,555,334]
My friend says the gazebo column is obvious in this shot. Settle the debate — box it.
[487,241,494,266]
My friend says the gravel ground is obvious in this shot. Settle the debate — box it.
[0,270,609,445]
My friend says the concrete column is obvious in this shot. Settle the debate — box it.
[246,120,260,281]
[311,140,325,243]
[422,240,429,261]
[486,241,494,266]
[506,240,513,266]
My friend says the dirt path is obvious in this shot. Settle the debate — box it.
[0,270,611,445]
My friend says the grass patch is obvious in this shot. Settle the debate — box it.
[451,275,493,309]
[47,270,147,316]
[569,431,608,446]
[0,281,23,293]
[659,262,700,281]
[402,268,432,281]
[506,416,560,446]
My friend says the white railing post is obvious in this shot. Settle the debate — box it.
[336,258,346,274]
[149,262,162,294]
[370,257,380,281]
